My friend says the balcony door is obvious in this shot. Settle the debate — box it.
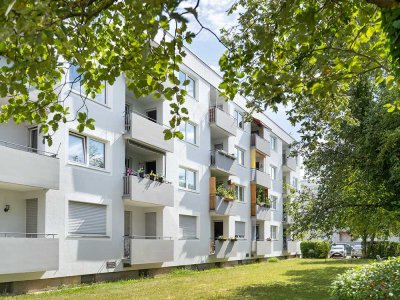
[145,212,157,239]
[28,127,38,152]
[145,161,156,175]
[26,198,38,237]
[213,221,223,239]
[124,211,131,237]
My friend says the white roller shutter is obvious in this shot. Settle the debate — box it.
[179,215,197,239]
[68,201,107,235]
[235,221,245,238]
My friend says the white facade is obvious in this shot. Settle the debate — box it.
[0,47,301,284]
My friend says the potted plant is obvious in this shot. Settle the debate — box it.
[126,167,133,176]
[137,167,145,178]
[149,170,156,181]
[256,188,270,207]
[156,174,164,183]
[216,235,228,241]
[229,237,238,242]
[266,237,272,241]
[216,184,236,202]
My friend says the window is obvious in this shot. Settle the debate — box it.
[179,71,196,98]
[179,215,197,239]
[68,201,107,236]
[292,177,298,189]
[235,110,244,129]
[270,136,277,151]
[28,126,38,152]
[235,185,245,202]
[235,221,245,239]
[270,165,277,180]
[69,64,106,104]
[236,147,245,166]
[270,225,278,240]
[270,195,278,210]
[179,122,197,144]
[68,133,106,169]
[179,167,196,191]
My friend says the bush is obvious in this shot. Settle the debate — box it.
[331,257,400,299]
[267,257,279,263]
[366,241,400,259]
[300,241,330,258]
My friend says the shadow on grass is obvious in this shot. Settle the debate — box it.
[298,259,371,266]
[216,265,354,300]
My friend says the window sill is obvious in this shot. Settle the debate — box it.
[67,162,110,174]
[70,89,111,109]
[178,187,200,194]
[179,140,199,148]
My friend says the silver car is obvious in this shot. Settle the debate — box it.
[351,244,363,258]
[330,245,347,258]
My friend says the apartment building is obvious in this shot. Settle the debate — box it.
[0,47,301,291]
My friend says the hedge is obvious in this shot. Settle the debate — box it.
[300,241,330,258]
[331,257,400,299]
[366,241,400,259]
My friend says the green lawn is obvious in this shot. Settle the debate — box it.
[6,259,369,300]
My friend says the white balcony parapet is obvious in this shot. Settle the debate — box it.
[0,233,59,274]
[123,175,174,207]
[251,134,271,156]
[0,140,59,190]
[124,236,174,264]
[251,168,271,189]
[252,240,272,256]
[124,111,174,153]
[210,150,237,176]
[212,240,238,258]
[282,153,297,171]
[209,106,237,136]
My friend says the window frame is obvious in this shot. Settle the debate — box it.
[235,185,245,202]
[270,136,277,151]
[270,165,277,180]
[269,195,278,210]
[179,121,197,145]
[68,132,106,170]
[236,146,245,166]
[234,110,244,129]
[178,166,197,191]
[270,225,278,240]
[69,64,107,105]
[235,221,246,239]
[179,70,196,99]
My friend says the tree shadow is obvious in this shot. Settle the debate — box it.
[214,265,355,300]
[298,259,370,266]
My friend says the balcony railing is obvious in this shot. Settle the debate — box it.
[0,140,57,157]
[251,168,272,189]
[210,150,237,176]
[123,174,174,207]
[0,141,60,190]
[209,106,237,136]
[282,153,297,171]
[251,134,271,156]
[0,233,59,274]
[124,236,174,264]
[124,110,174,152]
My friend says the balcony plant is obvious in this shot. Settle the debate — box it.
[216,184,236,201]
[229,237,238,242]
[149,170,157,181]
[156,173,164,183]
[216,235,228,241]
[256,188,270,207]
[137,167,145,178]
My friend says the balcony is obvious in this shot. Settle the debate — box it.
[251,169,271,189]
[0,233,59,274]
[124,236,174,265]
[282,154,296,171]
[123,175,174,207]
[124,111,174,153]
[210,150,237,176]
[0,140,59,190]
[209,107,237,137]
[252,240,272,256]
[211,196,245,216]
[256,204,270,221]
[251,134,271,156]
[212,240,238,258]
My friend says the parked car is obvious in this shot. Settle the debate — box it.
[351,244,363,258]
[330,245,348,258]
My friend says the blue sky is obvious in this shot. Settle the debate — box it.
[182,0,300,139]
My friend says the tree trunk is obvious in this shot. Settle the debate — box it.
[362,234,368,257]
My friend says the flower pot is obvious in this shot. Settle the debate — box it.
[224,196,235,202]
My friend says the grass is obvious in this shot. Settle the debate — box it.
[5,259,370,300]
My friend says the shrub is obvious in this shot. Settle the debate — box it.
[300,241,330,258]
[366,241,400,259]
[331,257,400,299]
[267,257,279,263]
